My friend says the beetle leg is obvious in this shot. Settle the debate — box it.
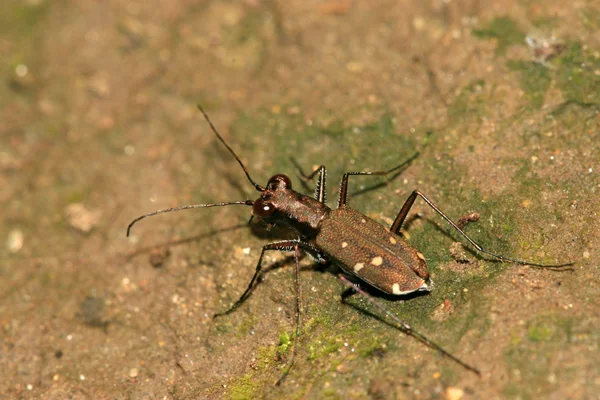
[390,190,573,269]
[291,158,328,204]
[337,152,419,208]
[339,275,480,375]
[276,243,301,386]
[214,239,312,318]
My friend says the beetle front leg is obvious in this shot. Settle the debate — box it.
[276,243,301,386]
[214,240,304,318]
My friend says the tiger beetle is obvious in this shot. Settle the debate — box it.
[127,105,573,383]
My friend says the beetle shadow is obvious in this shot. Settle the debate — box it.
[221,167,258,200]
[422,217,515,265]
[416,217,575,271]
[348,168,409,200]
[248,217,302,241]
[338,279,430,334]
[124,223,248,261]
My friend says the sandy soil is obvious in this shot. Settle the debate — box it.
[1,0,598,399]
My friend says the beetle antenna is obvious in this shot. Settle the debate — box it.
[197,105,265,192]
[126,200,254,237]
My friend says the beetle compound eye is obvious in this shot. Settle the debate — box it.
[253,199,276,218]
[267,174,292,190]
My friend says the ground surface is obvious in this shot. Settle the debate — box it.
[1,1,599,399]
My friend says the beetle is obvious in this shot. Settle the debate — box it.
[127,105,572,382]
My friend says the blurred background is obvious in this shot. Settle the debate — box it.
[1,0,598,398]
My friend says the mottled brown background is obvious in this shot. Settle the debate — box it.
[1,0,598,399]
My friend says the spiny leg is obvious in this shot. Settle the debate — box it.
[275,243,302,386]
[337,152,420,208]
[390,190,573,268]
[213,240,305,318]
[339,276,480,376]
[291,158,328,204]
[214,239,320,385]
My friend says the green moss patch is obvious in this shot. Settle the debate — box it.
[472,17,525,55]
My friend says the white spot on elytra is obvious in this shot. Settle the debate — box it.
[370,256,383,266]
[341,242,348,248]
[353,263,364,272]
[392,283,402,295]
[389,236,397,244]
[417,252,425,260]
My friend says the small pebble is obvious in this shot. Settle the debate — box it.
[65,203,101,233]
[6,229,24,253]
[446,386,464,400]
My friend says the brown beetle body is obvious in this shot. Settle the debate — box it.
[251,174,430,296]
